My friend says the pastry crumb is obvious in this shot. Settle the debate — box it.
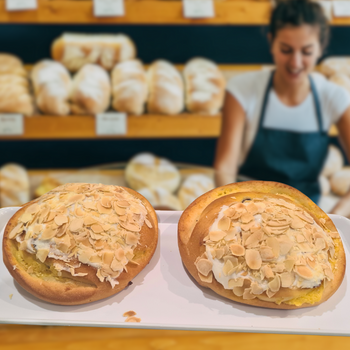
[123,310,137,317]
[9,294,13,300]
[125,316,141,323]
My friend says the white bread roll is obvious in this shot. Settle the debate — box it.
[321,145,344,178]
[178,174,215,210]
[147,60,184,115]
[184,58,225,115]
[0,163,30,207]
[319,57,350,78]
[70,64,111,115]
[51,33,136,72]
[138,187,182,211]
[31,60,72,116]
[125,153,181,193]
[319,175,331,196]
[329,73,350,94]
[0,53,27,77]
[330,167,350,196]
[111,60,148,115]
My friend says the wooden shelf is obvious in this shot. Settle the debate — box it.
[0,114,222,140]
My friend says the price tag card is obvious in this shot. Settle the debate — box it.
[0,114,24,136]
[333,1,350,17]
[96,113,127,136]
[93,0,125,17]
[6,0,37,11]
[183,0,215,19]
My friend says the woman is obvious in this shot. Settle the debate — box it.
[214,0,350,216]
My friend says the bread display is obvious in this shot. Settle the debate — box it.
[329,73,350,94]
[125,153,181,193]
[178,181,346,309]
[138,187,182,211]
[319,57,350,78]
[183,58,225,115]
[321,145,344,178]
[51,33,136,72]
[2,183,158,305]
[70,64,111,115]
[111,60,148,115]
[178,174,215,210]
[330,167,350,196]
[147,60,184,115]
[31,60,72,116]
[0,53,33,116]
[0,163,30,208]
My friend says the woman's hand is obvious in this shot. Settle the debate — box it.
[214,92,246,187]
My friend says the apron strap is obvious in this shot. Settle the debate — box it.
[258,71,274,129]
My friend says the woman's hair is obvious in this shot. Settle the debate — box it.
[269,0,329,50]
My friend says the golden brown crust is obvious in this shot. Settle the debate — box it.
[51,38,64,62]
[178,181,346,309]
[3,185,158,305]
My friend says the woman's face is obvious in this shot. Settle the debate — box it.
[271,24,322,85]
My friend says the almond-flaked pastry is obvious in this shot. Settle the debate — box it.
[3,183,158,305]
[178,181,346,309]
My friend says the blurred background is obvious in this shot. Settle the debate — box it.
[1,0,350,348]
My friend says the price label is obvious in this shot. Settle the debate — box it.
[333,1,350,17]
[6,0,37,11]
[96,113,127,136]
[183,0,215,19]
[93,0,125,17]
[0,114,24,136]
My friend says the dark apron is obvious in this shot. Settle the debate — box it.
[239,72,329,203]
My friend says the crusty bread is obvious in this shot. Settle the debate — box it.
[31,60,71,116]
[319,57,350,78]
[70,64,111,115]
[178,181,346,309]
[184,58,225,115]
[3,183,158,305]
[0,53,27,77]
[147,60,184,115]
[51,33,136,72]
[111,59,148,115]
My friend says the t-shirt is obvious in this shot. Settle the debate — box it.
[226,70,350,165]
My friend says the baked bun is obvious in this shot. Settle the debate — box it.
[0,53,27,77]
[3,183,158,305]
[138,187,182,211]
[330,167,350,196]
[178,181,346,309]
[184,58,225,115]
[178,174,215,210]
[70,64,111,115]
[31,60,72,116]
[51,33,136,72]
[321,145,344,178]
[319,57,350,78]
[125,153,181,193]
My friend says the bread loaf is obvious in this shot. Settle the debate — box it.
[70,64,111,115]
[111,60,148,115]
[321,145,344,178]
[3,183,158,305]
[178,181,345,309]
[138,187,182,211]
[31,60,71,116]
[184,58,225,114]
[0,53,27,77]
[147,60,184,115]
[51,33,136,72]
[330,167,350,196]
[319,57,350,78]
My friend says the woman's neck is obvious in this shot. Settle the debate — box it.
[273,70,311,107]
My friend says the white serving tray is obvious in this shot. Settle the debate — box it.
[0,207,350,335]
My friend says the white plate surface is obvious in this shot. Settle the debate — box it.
[0,207,350,335]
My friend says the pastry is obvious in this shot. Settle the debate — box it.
[178,174,215,210]
[3,183,158,305]
[125,153,181,193]
[147,60,184,115]
[0,53,27,77]
[111,59,148,115]
[319,57,350,78]
[31,60,71,116]
[138,187,182,211]
[330,167,350,196]
[51,33,136,72]
[329,73,350,94]
[184,58,226,115]
[0,163,30,208]
[178,181,346,309]
[70,64,111,115]
[321,145,344,178]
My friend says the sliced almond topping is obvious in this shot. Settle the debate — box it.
[243,288,256,300]
[241,213,254,224]
[266,237,280,257]
[117,200,130,208]
[83,201,97,210]
[280,272,295,288]
[329,230,340,239]
[232,286,245,297]
[40,226,57,240]
[78,249,94,264]
[198,271,213,283]
[91,224,103,234]
[8,223,24,239]
[229,244,245,256]
[123,311,137,317]
[228,278,244,288]
[120,221,141,232]
[307,257,317,270]
[114,203,126,216]
[75,206,85,217]
[38,207,50,223]
[294,265,313,279]
[33,224,43,235]
[145,218,152,228]
[54,214,68,226]
[223,256,238,267]
[295,211,314,224]
[260,246,275,261]
[251,282,264,295]
[108,215,119,224]
[84,216,97,226]
[315,237,326,251]
[267,219,290,227]
[45,211,56,223]
[209,230,226,242]
[103,251,114,266]
[278,237,294,256]
[322,264,334,280]
[218,216,231,231]
[246,202,259,215]
[296,234,305,243]
[241,222,255,231]
[36,248,49,263]
[268,275,281,293]
[245,230,264,248]
[224,207,236,217]
[97,202,112,215]
[25,203,40,215]
[101,197,112,208]
[223,259,235,276]
[126,232,139,245]
[19,213,33,223]
[245,249,262,270]
[291,217,305,229]
[196,259,213,276]
[261,265,274,279]
[69,218,84,232]
[214,248,225,259]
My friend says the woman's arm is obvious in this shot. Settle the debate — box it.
[330,105,350,216]
[214,92,246,187]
